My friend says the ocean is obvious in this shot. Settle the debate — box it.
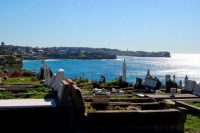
[23,53,200,83]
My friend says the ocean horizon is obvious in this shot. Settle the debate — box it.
[23,53,200,84]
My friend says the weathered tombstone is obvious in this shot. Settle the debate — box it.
[192,84,200,96]
[170,88,177,97]
[57,80,70,105]
[49,73,56,88]
[184,80,196,93]
[44,65,51,86]
[92,95,109,105]
[143,79,158,92]
[71,84,85,114]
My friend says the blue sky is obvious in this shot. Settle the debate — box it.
[0,0,200,53]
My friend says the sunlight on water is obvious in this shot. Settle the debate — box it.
[23,53,200,83]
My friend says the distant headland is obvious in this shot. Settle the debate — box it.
[0,42,170,59]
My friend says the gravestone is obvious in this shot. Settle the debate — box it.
[71,84,85,114]
[122,59,126,82]
[44,65,51,86]
[53,69,64,92]
[143,79,158,92]
[49,73,56,88]
[165,80,178,93]
[57,80,70,105]
[184,80,196,93]
[192,84,200,96]
[112,88,117,93]
[99,75,106,83]
[134,78,143,89]
[119,89,124,95]
[170,88,176,97]
[92,95,109,105]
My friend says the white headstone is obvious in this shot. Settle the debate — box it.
[119,89,124,95]
[53,69,65,92]
[112,88,117,93]
[192,84,200,96]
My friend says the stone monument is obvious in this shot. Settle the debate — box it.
[53,69,65,93]
[122,59,126,82]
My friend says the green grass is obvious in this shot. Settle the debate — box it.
[186,101,200,108]
[2,77,41,85]
[0,86,51,99]
[26,86,52,99]
[0,91,14,99]
[110,94,138,99]
[185,114,200,133]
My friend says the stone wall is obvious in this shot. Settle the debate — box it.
[87,107,187,133]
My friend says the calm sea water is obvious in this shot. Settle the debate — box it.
[23,53,200,83]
